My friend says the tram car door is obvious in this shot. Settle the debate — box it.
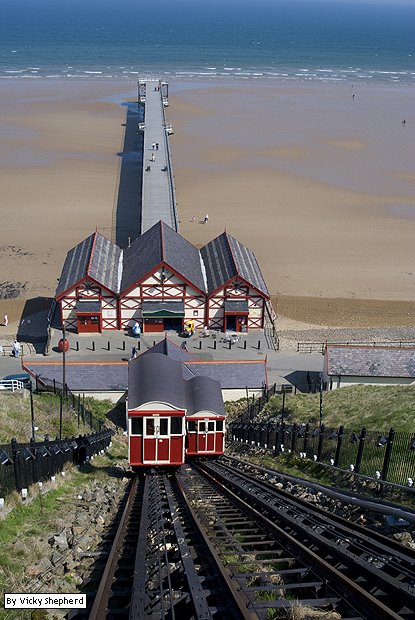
[197,420,216,453]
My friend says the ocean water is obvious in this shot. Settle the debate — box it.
[0,0,414,83]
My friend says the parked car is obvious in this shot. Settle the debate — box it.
[0,373,32,390]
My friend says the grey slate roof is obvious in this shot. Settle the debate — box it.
[128,353,187,410]
[56,232,122,297]
[185,361,266,389]
[121,221,206,293]
[25,363,128,392]
[24,355,266,394]
[326,346,415,378]
[76,301,101,313]
[128,352,224,414]
[200,232,269,297]
[185,375,225,416]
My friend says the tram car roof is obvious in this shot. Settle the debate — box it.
[128,353,225,416]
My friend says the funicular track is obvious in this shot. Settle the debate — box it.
[192,458,415,619]
[85,473,248,619]
[74,462,415,619]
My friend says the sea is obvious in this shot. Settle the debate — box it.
[0,0,414,84]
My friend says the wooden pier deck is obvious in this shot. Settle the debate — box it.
[138,78,178,234]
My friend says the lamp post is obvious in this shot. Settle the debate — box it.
[60,324,66,440]
[319,373,323,428]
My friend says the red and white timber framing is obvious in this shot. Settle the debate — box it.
[119,264,206,331]
[207,278,266,331]
[58,277,118,332]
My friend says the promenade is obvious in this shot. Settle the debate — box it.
[139,79,178,233]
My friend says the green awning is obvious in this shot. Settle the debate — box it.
[142,301,185,318]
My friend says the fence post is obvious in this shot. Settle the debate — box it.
[35,374,39,393]
[354,427,367,473]
[77,394,81,427]
[317,423,325,462]
[381,428,395,482]
[291,423,297,453]
[11,438,22,492]
[334,425,344,467]
[53,378,56,394]
[303,423,310,455]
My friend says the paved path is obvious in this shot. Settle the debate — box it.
[140,79,178,233]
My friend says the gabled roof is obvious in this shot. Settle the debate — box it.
[121,221,206,294]
[326,346,415,378]
[128,353,187,410]
[185,375,225,416]
[56,232,122,297]
[200,232,269,297]
[128,352,224,414]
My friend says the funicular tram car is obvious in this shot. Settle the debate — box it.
[127,352,225,470]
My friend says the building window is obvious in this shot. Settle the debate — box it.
[193,310,198,316]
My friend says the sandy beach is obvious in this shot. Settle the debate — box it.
[1,78,415,331]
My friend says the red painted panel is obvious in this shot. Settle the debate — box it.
[215,434,224,453]
[143,438,157,462]
[129,436,143,465]
[207,433,215,451]
[170,437,184,464]
[157,438,169,461]
[198,433,207,452]
[187,433,197,455]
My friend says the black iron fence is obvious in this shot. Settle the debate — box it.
[0,428,113,499]
[244,382,294,421]
[229,421,415,492]
[32,374,103,433]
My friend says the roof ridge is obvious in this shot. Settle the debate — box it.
[86,231,98,276]
[224,231,239,279]
[160,220,165,261]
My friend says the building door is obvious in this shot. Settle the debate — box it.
[143,417,170,463]
[77,314,101,334]
[144,318,164,332]
[197,420,216,453]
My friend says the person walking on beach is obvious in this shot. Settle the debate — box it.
[203,214,209,224]
[151,152,155,162]
[156,142,159,150]
[152,142,156,150]
[3,314,8,327]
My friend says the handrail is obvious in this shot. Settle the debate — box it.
[0,379,24,391]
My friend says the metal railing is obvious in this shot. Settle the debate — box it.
[229,421,415,493]
[297,340,415,354]
[0,379,25,392]
[0,429,113,499]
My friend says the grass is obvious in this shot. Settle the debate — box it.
[247,384,415,432]
[0,434,128,620]
[0,393,119,444]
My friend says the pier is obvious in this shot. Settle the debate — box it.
[138,78,178,234]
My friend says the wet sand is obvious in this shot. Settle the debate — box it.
[1,78,415,332]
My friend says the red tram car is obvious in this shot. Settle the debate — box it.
[127,353,225,470]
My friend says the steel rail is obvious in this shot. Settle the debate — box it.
[198,460,413,619]
[129,475,150,619]
[89,478,138,620]
[163,475,214,620]
[175,471,258,620]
